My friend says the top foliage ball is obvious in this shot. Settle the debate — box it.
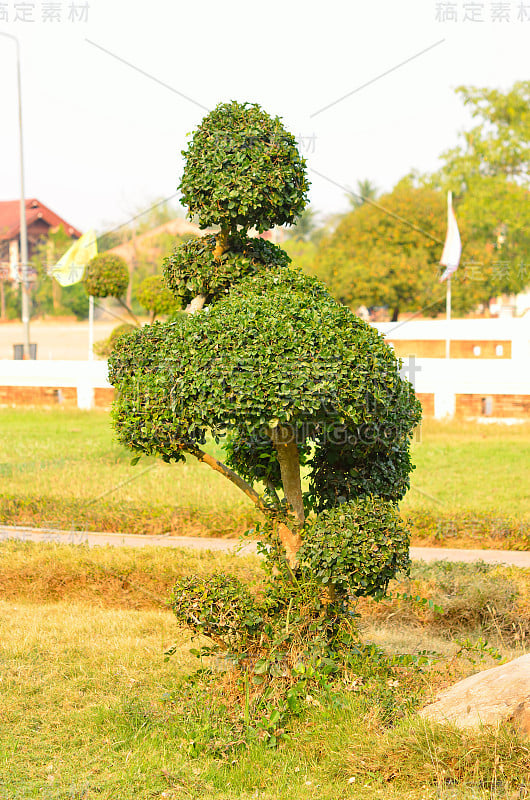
[83,254,129,299]
[179,101,310,233]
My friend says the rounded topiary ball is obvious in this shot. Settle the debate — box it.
[84,254,129,298]
[163,231,291,308]
[137,275,178,317]
[297,498,411,599]
[179,101,310,233]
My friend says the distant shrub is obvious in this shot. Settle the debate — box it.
[136,275,179,320]
[84,254,129,298]
[93,323,136,358]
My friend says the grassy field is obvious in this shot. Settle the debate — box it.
[0,409,529,547]
[0,541,529,800]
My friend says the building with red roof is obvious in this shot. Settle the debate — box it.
[0,198,81,281]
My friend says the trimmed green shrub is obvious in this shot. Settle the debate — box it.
[137,275,179,319]
[179,101,309,233]
[109,99,421,692]
[170,574,262,648]
[298,498,411,600]
[84,254,129,298]
[163,231,291,309]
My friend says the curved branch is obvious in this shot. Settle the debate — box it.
[213,228,229,261]
[188,445,269,515]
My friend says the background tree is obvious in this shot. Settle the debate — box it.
[109,102,420,612]
[346,178,379,210]
[435,82,529,189]
[429,81,529,299]
[84,252,139,326]
[311,179,491,320]
[136,274,180,322]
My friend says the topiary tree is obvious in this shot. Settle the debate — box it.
[136,274,180,322]
[84,252,139,325]
[109,100,421,611]
[84,253,129,299]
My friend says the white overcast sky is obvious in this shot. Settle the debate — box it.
[0,0,528,234]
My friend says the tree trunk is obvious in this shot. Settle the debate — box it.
[391,306,399,322]
[276,521,303,571]
[268,424,304,568]
[213,228,229,261]
[185,294,207,314]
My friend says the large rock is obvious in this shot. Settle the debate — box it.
[419,653,530,733]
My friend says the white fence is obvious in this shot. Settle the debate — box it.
[400,358,530,418]
[373,317,530,362]
[0,360,110,410]
[1,354,529,418]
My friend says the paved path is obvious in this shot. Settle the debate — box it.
[1,525,529,567]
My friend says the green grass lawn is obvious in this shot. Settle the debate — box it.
[0,410,529,542]
[0,541,529,800]
[405,419,530,517]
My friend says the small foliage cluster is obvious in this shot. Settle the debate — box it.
[298,498,411,599]
[170,574,263,649]
[136,274,180,319]
[84,253,129,298]
[163,232,291,309]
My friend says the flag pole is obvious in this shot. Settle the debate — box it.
[88,295,94,361]
[445,275,451,359]
[440,190,460,361]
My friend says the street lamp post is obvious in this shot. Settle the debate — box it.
[0,32,31,358]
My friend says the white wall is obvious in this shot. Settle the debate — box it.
[0,360,110,388]
[0,360,111,410]
[373,317,530,363]
[1,352,529,417]
[374,316,530,338]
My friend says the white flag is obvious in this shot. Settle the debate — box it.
[440,191,461,282]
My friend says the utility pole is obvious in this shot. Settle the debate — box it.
[1,32,31,357]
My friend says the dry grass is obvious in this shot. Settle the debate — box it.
[0,540,264,609]
[1,541,529,800]
[1,541,529,649]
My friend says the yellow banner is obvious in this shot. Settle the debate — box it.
[50,229,98,287]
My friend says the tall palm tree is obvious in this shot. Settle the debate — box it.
[346,179,379,210]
